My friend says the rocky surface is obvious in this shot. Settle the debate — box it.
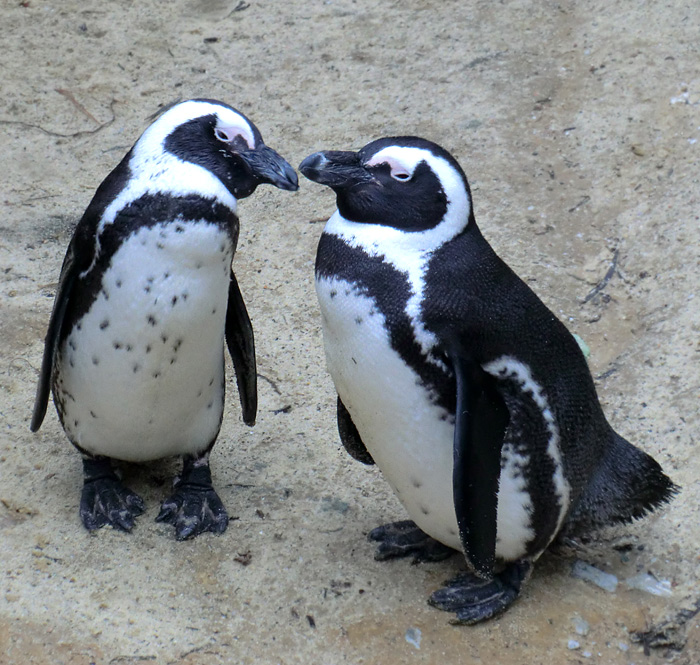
[1,1,698,663]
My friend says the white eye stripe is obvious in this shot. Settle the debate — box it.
[366,149,421,181]
[139,100,257,152]
[214,117,256,149]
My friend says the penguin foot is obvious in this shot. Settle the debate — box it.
[368,520,456,563]
[156,457,228,540]
[80,457,145,532]
[428,560,531,625]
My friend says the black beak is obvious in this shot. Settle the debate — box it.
[239,144,299,191]
[299,151,372,189]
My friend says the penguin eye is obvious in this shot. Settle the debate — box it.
[391,171,411,182]
[215,128,231,142]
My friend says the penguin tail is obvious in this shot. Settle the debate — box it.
[563,431,679,536]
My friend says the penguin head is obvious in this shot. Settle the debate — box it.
[136,99,298,199]
[300,137,473,234]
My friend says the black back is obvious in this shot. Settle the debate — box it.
[421,225,612,542]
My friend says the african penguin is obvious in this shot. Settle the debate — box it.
[31,99,298,540]
[299,137,677,623]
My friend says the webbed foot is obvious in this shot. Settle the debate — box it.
[368,520,456,563]
[156,455,228,540]
[428,560,531,624]
[80,457,145,532]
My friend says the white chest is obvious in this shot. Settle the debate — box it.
[316,274,462,548]
[316,274,537,561]
[56,221,234,462]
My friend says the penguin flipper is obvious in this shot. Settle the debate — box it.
[31,155,135,433]
[225,270,257,426]
[337,396,374,464]
[448,347,510,580]
[30,242,80,432]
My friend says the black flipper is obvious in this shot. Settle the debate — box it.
[448,347,510,580]
[337,396,374,464]
[30,243,80,432]
[225,270,257,426]
[31,152,133,432]
[156,453,228,540]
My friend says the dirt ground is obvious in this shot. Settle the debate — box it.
[1,1,699,663]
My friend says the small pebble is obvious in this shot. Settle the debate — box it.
[573,333,591,359]
[320,496,350,514]
[571,559,618,592]
[568,639,580,650]
[405,627,421,650]
[618,642,630,652]
[572,615,590,636]
[625,572,673,597]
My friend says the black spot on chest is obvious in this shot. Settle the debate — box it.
[60,193,238,346]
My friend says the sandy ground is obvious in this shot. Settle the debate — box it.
[1,1,699,663]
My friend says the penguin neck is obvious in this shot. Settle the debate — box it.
[80,153,239,281]
[94,144,238,262]
[324,208,471,266]
[126,139,238,214]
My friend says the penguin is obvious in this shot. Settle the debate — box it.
[31,99,298,540]
[299,137,677,623]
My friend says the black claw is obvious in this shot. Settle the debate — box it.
[156,499,177,523]
[453,602,507,625]
[428,561,531,625]
[429,572,501,610]
[368,520,418,542]
[157,457,228,540]
[368,520,456,563]
[80,457,144,532]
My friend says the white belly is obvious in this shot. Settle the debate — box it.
[316,276,535,561]
[317,275,460,548]
[55,221,233,462]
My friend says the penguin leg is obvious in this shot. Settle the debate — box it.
[80,456,145,532]
[368,520,456,563]
[156,452,228,540]
[428,560,532,624]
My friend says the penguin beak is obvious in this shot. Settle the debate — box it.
[238,144,299,191]
[299,151,372,190]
